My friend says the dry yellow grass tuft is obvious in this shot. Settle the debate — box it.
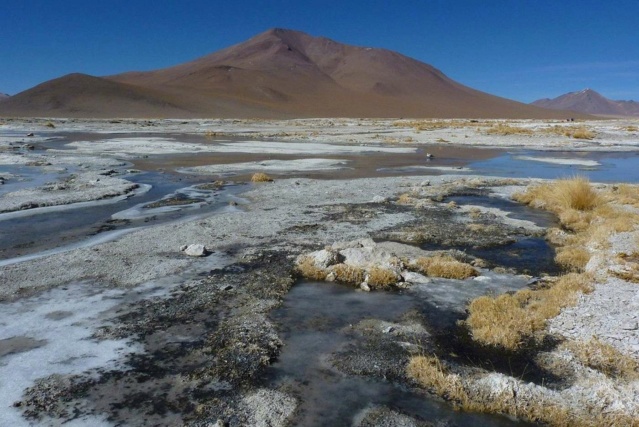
[407,353,638,426]
[463,273,593,349]
[407,356,468,402]
[541,125,596,140]
[610,252,639,283]
[366,266,399,289]
[516,178,639,273]
[397,193,414,205]
[564,338,639,379]
[413,255,478,279]
[251,172,273,182]
[329,263,366,285]
[568,126,596,140]
[554,246,591,271]
[295,256,327,281]
[514,176,601,233]
[485,123,533,135]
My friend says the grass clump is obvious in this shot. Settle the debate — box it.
[295,256,327,281]
[412,255,478,279]
[329,263,365,285]
[366,266,399,289]
[514,176,601,233]
[463,273,593,350]
[407,356,468,402]
[554,246,591,271]
[397,193,414,205]
[407,353,638,426]
[250,172,273,183]
[610,252,639,283]
[564,338,639,379]
[486,123,533,135]
[568,126,596,140]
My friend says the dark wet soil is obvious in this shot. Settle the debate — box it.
[15,251,296,426]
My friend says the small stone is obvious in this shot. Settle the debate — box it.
[325,272,337,282]
[383,326,395,334]
[184,244,208,257]
[371,195,388,203]
[360,282,371,292]
[219,284,233,291]
[621,322,638,331]
[229,201,238,206]
[420,180,431,187]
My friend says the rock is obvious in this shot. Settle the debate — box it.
[179,245,188,251]
[371,195,388,203]
[26,132,34,137]
[621,322,638,331]
[401,271,430,284]
[383,326,395,334]
[310,248,342,269]
[326,272,337,282]
[420,180,431,187]
[229,200,238,206]
[183,244,208,257]
[360,282,371,292]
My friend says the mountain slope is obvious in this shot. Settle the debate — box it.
[532,89,639,117]
[1,28,589,119]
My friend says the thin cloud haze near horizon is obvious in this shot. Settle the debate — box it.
[1,0,638,102]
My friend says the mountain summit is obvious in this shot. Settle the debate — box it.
[532,89,639,117]
[1,28,585,119]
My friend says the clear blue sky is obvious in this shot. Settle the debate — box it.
[2,0,637,102]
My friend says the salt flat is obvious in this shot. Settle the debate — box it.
[1,117,638,426]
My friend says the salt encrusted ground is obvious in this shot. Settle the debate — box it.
[0,117,638,426]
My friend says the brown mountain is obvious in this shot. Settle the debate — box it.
[532,89,639,117]
[0,93,9,100]
[0,28,589,119]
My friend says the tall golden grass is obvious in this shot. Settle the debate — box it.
[463,273,593,349]
[412,255,478,279]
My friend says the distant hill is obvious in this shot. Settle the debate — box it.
[0,28,588,119]
[0,93,9,100]
[532,89,639,117]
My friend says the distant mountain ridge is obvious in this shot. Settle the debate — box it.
[0,28,588,119]
[532,89,639,117]
[0,93,9,100]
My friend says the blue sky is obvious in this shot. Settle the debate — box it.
[1,0,637,102]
